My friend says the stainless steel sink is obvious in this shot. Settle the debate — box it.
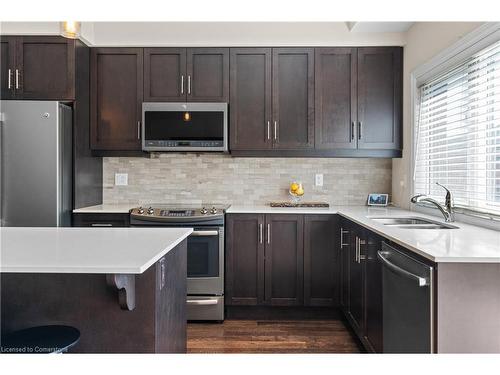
[368,216,458,229]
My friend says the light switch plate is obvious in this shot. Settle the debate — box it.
[315,173,323,187]
[115,173,128,186]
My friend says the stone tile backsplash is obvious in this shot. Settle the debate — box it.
[103,154,392,206]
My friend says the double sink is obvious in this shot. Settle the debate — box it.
[368,216,458,229]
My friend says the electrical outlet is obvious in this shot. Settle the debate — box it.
[315,173,323,187]
[115,173,128,186]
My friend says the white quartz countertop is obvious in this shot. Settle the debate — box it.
[0,227,192,274]
[72,203,500,263]
[73,204,136,214]
[228,205,500,263]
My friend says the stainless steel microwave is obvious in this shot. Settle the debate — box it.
[142,102,228,152]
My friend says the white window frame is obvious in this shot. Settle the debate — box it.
[410,22,500,230]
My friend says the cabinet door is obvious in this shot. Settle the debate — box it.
[229,48,272,150]
[225,214,265,305]
[272,48,314,149]
[314,48,357,149]
[0,36,16,99]
[144,48,186,102]
[357,47,402,150]
[187,48,229,102]
[364,232,383,353]
[348,226,364,331]
[16,36,75,100]
[265,214,304,306]
[90,48,143,151]
[339,220,351,310]
[304,215,338,306]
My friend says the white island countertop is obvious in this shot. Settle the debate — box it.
[0,227,192,274]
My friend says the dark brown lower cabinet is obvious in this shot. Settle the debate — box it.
[72,213,130,227]
[348,224,364,331]
[226,213,338,308]
[304,215,339,306]
[225,214,265,305]
[339,219,383,353]
[265,214,304,306]
[364,231,383,353]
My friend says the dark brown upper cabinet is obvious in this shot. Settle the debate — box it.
[315,48,357,150]
[225,214,265,306]
[144,48,229,102]
[357,47,402,150]
[187,48,229,102]
[272,48,315,149]
[304,215,339,306]
[264,214,304,306]
[1,36,75,100]
[90,48,143,151]
[229,48,272,150]
[144,48,186,101]
[230,48,314,151]
[1,36,16,99]
[315,47,402,152]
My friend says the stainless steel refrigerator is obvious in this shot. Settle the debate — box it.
[0,100,72,227]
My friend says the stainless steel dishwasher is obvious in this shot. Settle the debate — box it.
[378,242,434,353]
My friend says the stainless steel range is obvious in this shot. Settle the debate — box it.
[130,204,228,321]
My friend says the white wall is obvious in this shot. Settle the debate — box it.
[0,22,95,44]
[0,22,406,46]
[391,22,484,209]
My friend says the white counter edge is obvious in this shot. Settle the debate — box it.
[0,228,193,274]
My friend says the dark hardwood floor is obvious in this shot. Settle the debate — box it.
[187,319,362,353]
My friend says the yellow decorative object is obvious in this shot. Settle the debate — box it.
[289,181,304,203]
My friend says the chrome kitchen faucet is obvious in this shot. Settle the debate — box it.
[411,182,455,222]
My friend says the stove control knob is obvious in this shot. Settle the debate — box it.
[137,207,144,214]
[147,207,154,215]
[200,207,208,215]
[210,207,218,214]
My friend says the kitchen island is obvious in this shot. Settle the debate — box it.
[0,227,192,353]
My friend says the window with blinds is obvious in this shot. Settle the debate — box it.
[414,40,500,217]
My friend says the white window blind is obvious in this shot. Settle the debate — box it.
[414,40,500,217]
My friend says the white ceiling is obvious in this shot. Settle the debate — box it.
[347,22,414,33]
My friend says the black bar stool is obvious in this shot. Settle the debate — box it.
[1,325,80,354]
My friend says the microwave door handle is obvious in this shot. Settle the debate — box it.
[190,230,219,236]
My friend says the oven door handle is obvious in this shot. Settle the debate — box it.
[190,230,219,236]
[187,299,219,305]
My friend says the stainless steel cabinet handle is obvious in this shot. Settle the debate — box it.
[191,230,219,237]
[340,228,349,248]
[355,237,359,262]
[267,223,271,244]
[91,223,113,227]
[358,121,362,140]
[181,75,184,94]
[377,251,429,287]
[274,121,277,141]
[188,75,191,94]
[267,121,271,140]
[351,121,355,141]
[15,69,20,89]
[186,299,218,305]
[259,223,263,244]
[137,121,141,140]
[358,239,366,262]
[7,69,12,89]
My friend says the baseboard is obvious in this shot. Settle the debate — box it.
[225,306,342,320]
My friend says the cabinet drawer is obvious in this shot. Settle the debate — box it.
[72,213,130,227]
